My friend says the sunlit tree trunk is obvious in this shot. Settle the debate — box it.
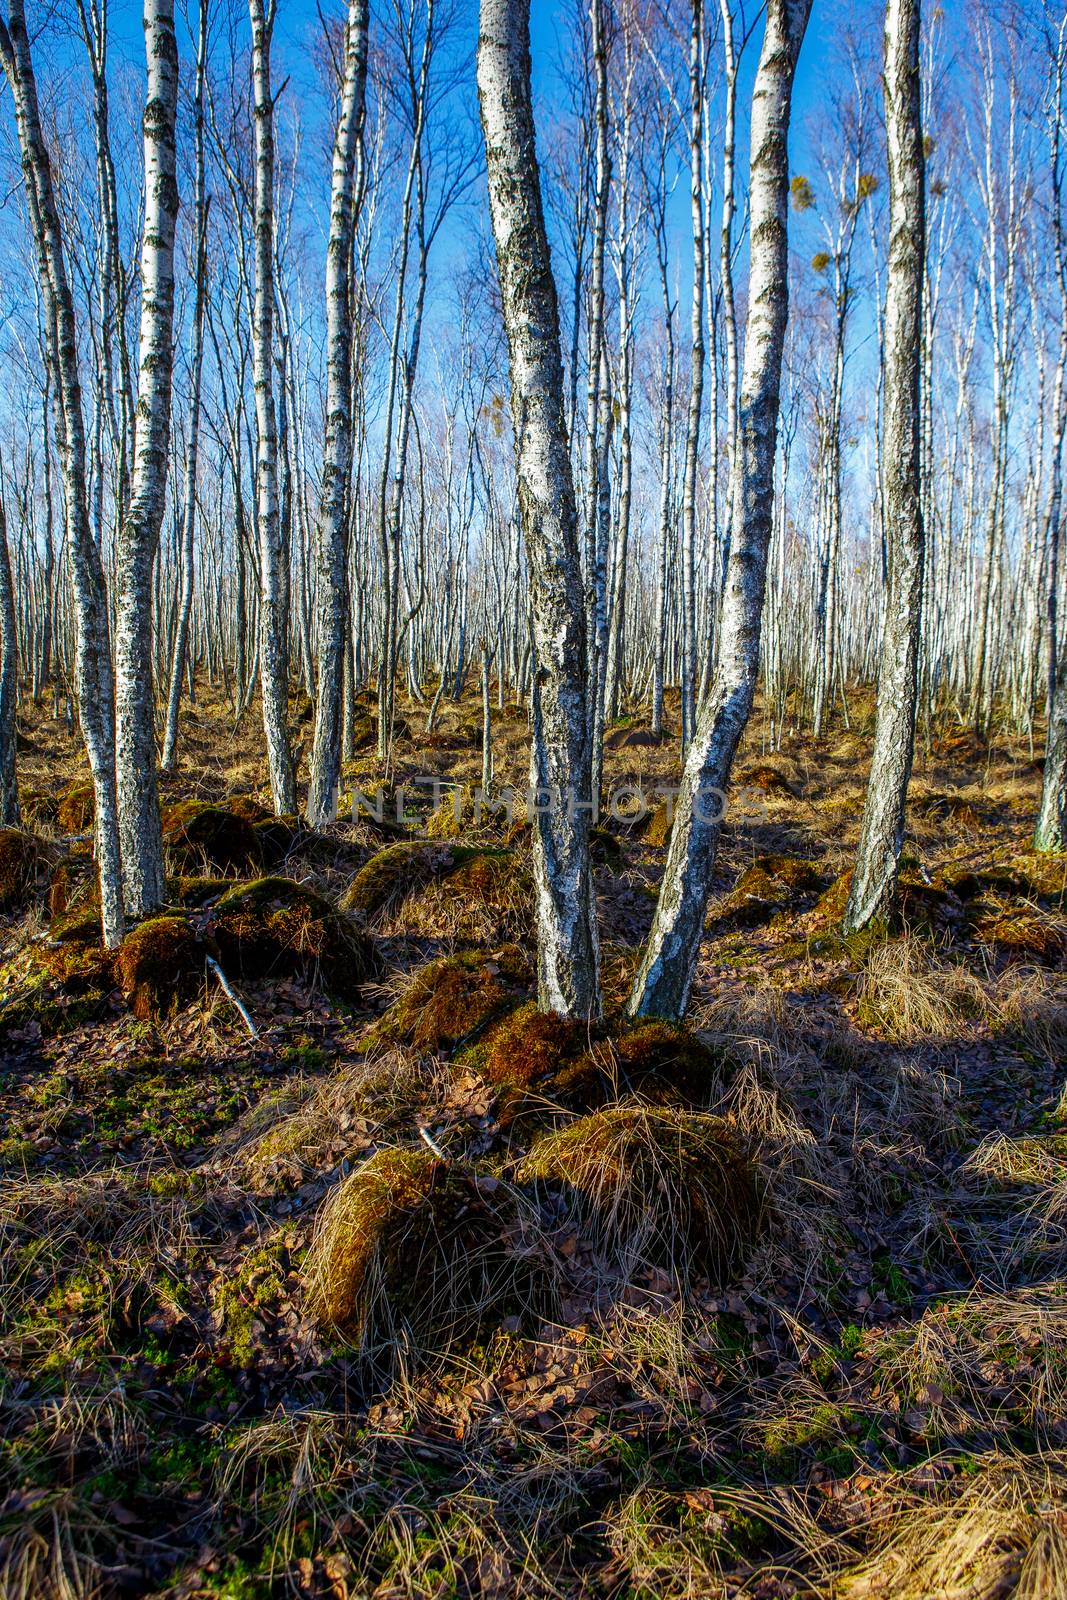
[0,0,125,946]
[628,0,812,1021]
[0,488,18,825]
[162,0,209,772]
[478,0,600,1019]
[307,0,369,828]
[249,0,296,813]
[114,0,180,916]
[844,0,925,932]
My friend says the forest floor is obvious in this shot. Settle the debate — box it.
[1,683,1066,1599]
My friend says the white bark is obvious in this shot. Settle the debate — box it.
[307,0,370,828]
[844,0,925,932]
[249,0,296,814]
[478,0,601,1019]
[628,0,812,1021]
[114,0,180,916]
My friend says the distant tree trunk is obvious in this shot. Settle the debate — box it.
[0,0,125,946]
[679,0,705,753]
[162,0,209,772]
[628,0,812,1021]
[1037,630,1067,851]
[114,0,179,917]
[844,0,925,930]
[249,0,296,814]
[478,0,601,1019]
[0,488,19,825]
[307,0,369,829]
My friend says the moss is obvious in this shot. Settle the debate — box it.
[342,842,523,921]
[517,1106,763,1283]
[970,905,1066,964]
[351,713,377,751]
[168,874,229,906]
[113,915,209,1021]
[19,787,59,827]
[162,799,262,876]
[56,779,95,833]
[641,801,674,848]
[741,763,801,798]
[250,814,305,868]
[306,1147,525,1360]
[227,794,274,825]
[467,1000,590,1090]
[601,1020,729,1106]
[936,861,1032,901]
[0,828,39,911]
[213,1238,293,1369]
[369,947,531,1052]
[210,876,380,996]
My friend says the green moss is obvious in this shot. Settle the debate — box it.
[161,799,262,876]
[368,947,531,1052]
[211,876,380,997]
[113,915,208,1020]
[213,1239,293,1368]
[56,779,95,833]
[342,842,522,921]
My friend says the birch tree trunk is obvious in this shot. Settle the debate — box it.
[478,0,600,1019]
[628,0,812,1022]
[843,0,925,932]
[0,486,18,826]
[306,0,369,828]
[162,0,208,772]
[0,0,125,947]
[114,0,179,916]
[249,0,296,814]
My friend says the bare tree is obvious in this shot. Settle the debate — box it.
[0,475,18,825]
[478,0,601,1019]
[307,0,370,829]
[843,0,925,932]
[628,0,813,1021]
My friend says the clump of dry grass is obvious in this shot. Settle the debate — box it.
[857,938,986,1043]
[836,1450,1067,1599]
[305,1147,531,1369]
[517,1106,764,1287]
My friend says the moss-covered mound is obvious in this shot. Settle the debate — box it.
[517,1106,763,1284]
[114,915,209,1021]
[0,828,39,912]
[369,946,531,1052]
[641,800,674,848]
[970,905,1066,965]
[740,763,802,798]
[56,779,95,834]
[814,865,961,937]
[226,794,274,825]
[723,854,825,927]
[209,876,380,997]
[162,799,263,876]
[306,1147,526,1361]
[342,842,525,926]
[465,1006,727,1122]
[18,787,59,828]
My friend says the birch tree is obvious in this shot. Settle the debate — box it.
[478,0,601,1019]
[307,0,370,828]
[0,0,125,947]
[114,0,180,917]
[0,479,18,826]
[628,0,813,1022]
[249,0,296,814]
[843,0,925,933]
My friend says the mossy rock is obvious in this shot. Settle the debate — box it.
[227,794,274,825]
[114,915,210,1021]
[306,1147,527,1362]
[209,876,380,996]
[162,799,262,876]
[0,828,39,912]
[369,946,531,1052]
[57,779,95,833]
[517,1106,763,1284]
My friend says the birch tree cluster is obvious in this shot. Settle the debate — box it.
[0,0,1063,998]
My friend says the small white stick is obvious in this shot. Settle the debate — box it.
[419,1126,448,1160]
[206,956,259,1039]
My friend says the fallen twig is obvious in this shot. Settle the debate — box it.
[206,955,259,1038]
